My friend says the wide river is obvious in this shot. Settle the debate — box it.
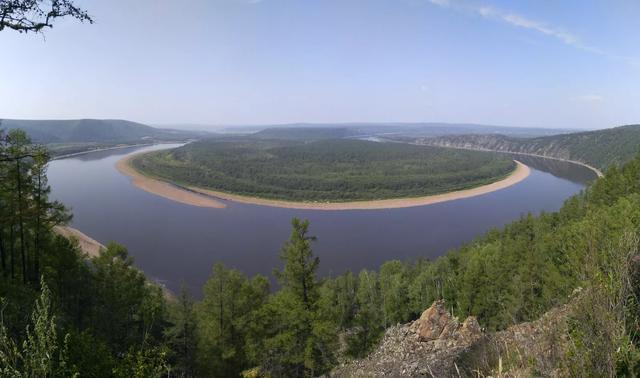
[48,144,597,295]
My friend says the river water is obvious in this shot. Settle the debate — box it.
[47,144,596,295]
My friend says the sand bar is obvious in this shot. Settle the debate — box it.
[116,153,530,210]
[116,153,226,208]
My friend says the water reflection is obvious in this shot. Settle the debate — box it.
[506,154,597,185]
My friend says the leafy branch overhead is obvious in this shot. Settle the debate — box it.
[0,0,92,33]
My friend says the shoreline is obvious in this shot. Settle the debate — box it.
[116,152,531,210]
[417,143,604,178]
[52,141,190,161]
[116,153,226,208]
[52,143,155,160]
[54,225,106,257]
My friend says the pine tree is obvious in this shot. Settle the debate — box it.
[166,284,198,377]
[276,218,319,310]
[197,263,269,377]
[263,218,336,377]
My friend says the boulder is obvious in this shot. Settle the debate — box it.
[459,316,482,343]
[416,300,451,341]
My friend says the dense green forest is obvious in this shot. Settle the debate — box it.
[132,138,516,202]
[2,128,639,376]
[417,124,640,170]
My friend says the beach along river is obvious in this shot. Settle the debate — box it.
[48,144,596,296]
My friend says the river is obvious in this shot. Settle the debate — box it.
[47,144,596,295]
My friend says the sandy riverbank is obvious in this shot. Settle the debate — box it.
[116,153,226,208]
[54,225,106,257]
[116,153,531,210]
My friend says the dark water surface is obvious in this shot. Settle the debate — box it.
[48,144,596,295]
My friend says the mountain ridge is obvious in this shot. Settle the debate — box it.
[412,124,640,171]
[0,118,211,144]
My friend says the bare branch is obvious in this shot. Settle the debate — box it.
[0,0,92,34]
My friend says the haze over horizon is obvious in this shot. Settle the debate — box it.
[1,0,638,129]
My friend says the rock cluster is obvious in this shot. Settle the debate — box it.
[330,300,484,377]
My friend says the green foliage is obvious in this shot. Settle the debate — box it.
[165,284,198,377]
[89,243,167,355]
[133,138,516,201]
[560,205,640,376]
[379,260,411,327]
[317,271,357,330]
[0,129,170,375]
[0,129,70,285]
[345,270,384,357]
[252,218,337,377]
[0,278,77,377]
[424,124,640,170]
[190,220,338,377]
[196,263,269,377]
[112,346,168,378]
[276,219,319,309]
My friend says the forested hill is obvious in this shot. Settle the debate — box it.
[0,118,209,144]
[227,123,573,138]
[415,124,640,171]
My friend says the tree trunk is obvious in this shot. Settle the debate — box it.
[219,274,224,339]
[34,172,42,281]
[16,159,27,284]
[300,252,310,310]
[9,223,15,279]
[0,229,5,277]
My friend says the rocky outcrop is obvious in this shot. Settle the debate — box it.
[415,300,451,341]
[330,300,572,377]
[330,301,484,377]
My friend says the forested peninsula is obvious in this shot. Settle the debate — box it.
[129,138,519,205]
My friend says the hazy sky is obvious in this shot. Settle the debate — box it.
[1,0,638,129]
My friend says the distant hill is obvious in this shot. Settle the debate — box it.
[0,119,210,144]
[220,123,575,138]
[416,124,640,171]
[341,122,576,138]
[250,126,356,140]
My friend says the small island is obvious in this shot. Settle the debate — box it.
[117,138,530,210]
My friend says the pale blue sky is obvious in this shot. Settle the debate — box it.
[1,0,638,129]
